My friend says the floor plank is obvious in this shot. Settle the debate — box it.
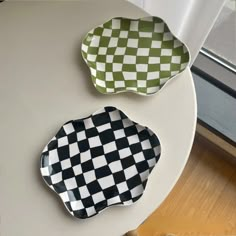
[137,134,236,236]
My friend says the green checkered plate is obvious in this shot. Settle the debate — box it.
[81,16,190,96]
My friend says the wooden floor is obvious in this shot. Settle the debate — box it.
[133,134,236,236]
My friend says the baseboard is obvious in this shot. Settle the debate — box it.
[196,123,236,157]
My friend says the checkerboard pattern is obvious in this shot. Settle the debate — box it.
[40,107,161,219]
[82,16,190,95]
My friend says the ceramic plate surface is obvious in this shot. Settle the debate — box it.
[82,16,190,95]
[40,107,161,219]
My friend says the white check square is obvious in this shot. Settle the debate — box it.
[92,192,105,204]
[109,160,123,173]
[69,143,79,157]
[77,131,86,141]
[98,47,107,55]
[105,72,113,81]
[137,80,147,88]
[64,177,77,190]
[147,72,159,80]
[80,150,92,163]
[133,152,145,163]
[136,64,148,72]
[131,185,143,198]
[151,40,162,48]
[161,49,172,56]
[88,136,102,148]
[96,79,106,88]
[161,64,170,71]
[90,35,100,47]
[117,182,129,194]
[149,57,160,64]
[79,185,90,199]
[130,21,139,31]
[73,164,83,175]
[49,149,59,165]
[84,118,94,129]
[113,63,122,72]
[102,28,112,37]
[124,165,138,179]
[103,141,117,154]
[141,140,152,149]
[106,55,114,63]
[60,159,72,170]
[114,129,126,139]
[112,19,121,29]
[154,23,164,33]
[51,172,62,184]
[119,31,128,38]
[123,72,137,80]
[137,48,150,56]
[123,55,136,64]
[96,62,106,71]
[98,175,115,189]
[70,200,84,211]
[127,39,138,48]
[171,56,181,64]
[63,123,75,135]
[119,147,132,159]
[106,88,115,93]
[84,170,96,184]
[115,47,126,55]
[58,136,69,147]
[127,134,139,145]
[86,206,96,217]
[115,80,125,88]
[108,37,118,47]
[59,191,69,203]
[87,54,97,62]
[92,155,107,169]
[109,109,121,121]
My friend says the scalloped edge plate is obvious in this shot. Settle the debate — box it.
[40,106,161,219]
[81,16,190,96]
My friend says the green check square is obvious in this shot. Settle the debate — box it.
[149,49,161,57]
[122,64,136,71]
[136,56,149,64]
[160,56,172,64]
[87,46,98,55]
[113,72,124,81]
[147,79,159,87]
[125,80,137,88]
[111,30,120,37]
[105,63,113,72]
[137,72,148,80]
[125,47,137,55]
[148,64,160,72]
[120,18,131,31]
[113,55,124,63]
[138,38,152,48]
[93,27,103,35]
[99,37,110,47]
[117,38,128,47]
[128,31,139,38]
[107,48,116,55]
[138,20,154,32]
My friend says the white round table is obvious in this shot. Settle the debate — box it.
[0,1,196,236]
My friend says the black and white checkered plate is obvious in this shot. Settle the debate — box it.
[40,107,161,219]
